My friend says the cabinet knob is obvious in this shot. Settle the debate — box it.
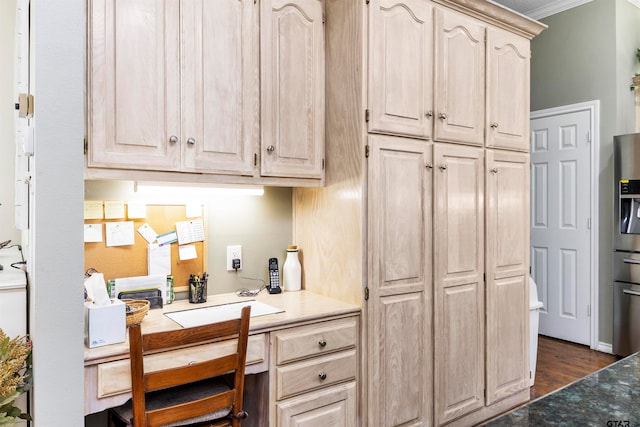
[169,135,178,144]
[439,164,447,171]
[425,110,433,118]
[438,112,447,120]
[491,167,498,174]
[266,145,275,153]
[318,339,327,347]
[490,122,499,129]
[187,137,196,145]
[318,371,327,381]
[426,163,433,170]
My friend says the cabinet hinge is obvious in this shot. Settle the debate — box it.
[254,153,257,167]
[587,130,591,143]
[587,304,591,317]
[365,109,370,122]
[364,287,369,300]
[322,13,325,24]
[483,273,486,282]
[322,158,325,170]
[84,138,88,155]
[365,145,370,158]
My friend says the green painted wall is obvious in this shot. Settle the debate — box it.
[531,0,640,346]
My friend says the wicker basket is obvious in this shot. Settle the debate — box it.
[123,299,150,326]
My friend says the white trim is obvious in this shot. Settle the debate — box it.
[530,100,600,351]
[596,342,613,354]
[527,0,593,20]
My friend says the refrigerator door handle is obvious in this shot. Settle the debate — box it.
[623,258,640,264]
[623,289,640,297]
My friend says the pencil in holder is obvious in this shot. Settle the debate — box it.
[189,274,207,303]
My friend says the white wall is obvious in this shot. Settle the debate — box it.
[29,0,85,424]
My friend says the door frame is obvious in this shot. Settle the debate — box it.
[530,99,600,350]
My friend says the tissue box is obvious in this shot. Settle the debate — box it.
[85,299,126,348]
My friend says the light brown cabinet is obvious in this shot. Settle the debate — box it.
[293,1,543,426]
[270,318,358,426]
[87,0,324,185]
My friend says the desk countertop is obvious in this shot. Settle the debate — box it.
[483,352,637,426]
[84,290,360,365]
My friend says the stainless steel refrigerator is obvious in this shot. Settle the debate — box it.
[613,132,640,356]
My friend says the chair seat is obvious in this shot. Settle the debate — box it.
[110,378,232,427]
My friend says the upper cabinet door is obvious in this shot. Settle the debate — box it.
[261,0,325,179]
[88,0,181,171]
[433,7,485,146]
[368,0,433,139]
[181,0,258,176]
[486,27,530,152]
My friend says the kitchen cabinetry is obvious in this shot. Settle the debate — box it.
[261,0,325,179]
[293,1,544,426]
[270,317,358,426]
[87,0,324,185]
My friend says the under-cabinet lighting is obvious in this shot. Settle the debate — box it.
[134,182,265,198]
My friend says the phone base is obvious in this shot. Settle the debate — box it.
[268,286,282,294]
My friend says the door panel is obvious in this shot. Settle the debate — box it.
[369,0,433,138]
[367,135,431,426]
[530,109,591,345]
[182,0,257,175]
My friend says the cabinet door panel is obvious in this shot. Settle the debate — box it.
[88,0,180,170]
[276,382,356,427]
[434,8,485,145]
[486,150,529,403]
[367,135,432,426]
[261,0,324,179]
[486,27,530,151]
[369,0,433,138]
[182,0,257,175]
[433,143,484,424]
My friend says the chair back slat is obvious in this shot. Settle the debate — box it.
[145,353,239,391]
[145,390,235,427]
[126,305,251,427]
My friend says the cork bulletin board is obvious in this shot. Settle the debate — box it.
[84,204,206,291]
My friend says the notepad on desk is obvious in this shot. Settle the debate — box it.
[165,300,283,328]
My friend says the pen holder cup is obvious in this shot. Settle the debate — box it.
[189,279,207,304]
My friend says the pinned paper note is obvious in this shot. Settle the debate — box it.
[176,219,205,245]
[105,221,135,247]
[84,223,103,243]
[179,244,198,260]
[185,203,202,218]
[84,201,103,220]
[157,231,178,246]
[127,202,147,219]
[104,201,126,219]
[148,243,171,275]
[138,223,158,244]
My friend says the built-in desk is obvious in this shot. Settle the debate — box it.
[84,290,360,426]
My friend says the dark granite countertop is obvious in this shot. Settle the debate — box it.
[482,352,640,427]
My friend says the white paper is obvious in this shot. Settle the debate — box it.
[84,201,104,220]
[185,203,202,218]
[105,221,135,247]
[138,223,158,244]
[148,243,171,276]
[157,231,178,246]
[165,300,284,328]
[84,272,110,306]
[104,201,126,219]
[114,274,167,304]
[127,202,147,219]
[84,223,103,243]
[176,219,205,245]
[178,244,198,261]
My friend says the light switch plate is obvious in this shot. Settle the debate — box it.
[226,245,242,271]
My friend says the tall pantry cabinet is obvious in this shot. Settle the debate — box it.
[292,1,544,426]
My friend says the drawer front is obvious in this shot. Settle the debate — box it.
[97,333,267,398]
[276,349,356,400]
[274,318,357,365]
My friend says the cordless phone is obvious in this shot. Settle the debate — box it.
[268,257,282,294]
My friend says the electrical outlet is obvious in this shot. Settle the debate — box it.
[226,245,242,271]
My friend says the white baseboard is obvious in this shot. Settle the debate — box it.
[595,342,613,354]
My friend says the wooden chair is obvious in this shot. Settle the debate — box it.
[108,305,251,427]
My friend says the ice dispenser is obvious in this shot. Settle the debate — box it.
[619,180,640,235]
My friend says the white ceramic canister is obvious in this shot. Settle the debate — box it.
[283,245,301,291]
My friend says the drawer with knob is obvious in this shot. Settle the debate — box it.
[272,317,357,365]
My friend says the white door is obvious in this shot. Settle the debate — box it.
[530,109,591,345]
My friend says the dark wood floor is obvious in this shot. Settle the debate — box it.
[530,335,620,400]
